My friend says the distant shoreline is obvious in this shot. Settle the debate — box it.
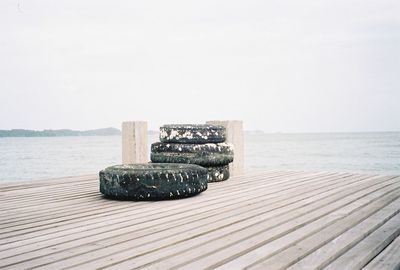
[0,128,122,137]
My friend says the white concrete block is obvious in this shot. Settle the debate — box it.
[122,121,148,164]
[206,120,244,176]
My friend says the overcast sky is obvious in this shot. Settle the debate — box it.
[1,0,399,132]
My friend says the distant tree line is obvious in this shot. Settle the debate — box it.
[0,128,121,137]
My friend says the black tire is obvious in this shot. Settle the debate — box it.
[151,142,234,155]
[99,163,208,200]
[150,152,233,166]
[206,165,230,182]
[160,124,226,144]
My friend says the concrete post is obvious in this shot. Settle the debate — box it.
[122,121,148,164]
[206,120,244,176]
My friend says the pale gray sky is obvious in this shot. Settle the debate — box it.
[1,0,399,132]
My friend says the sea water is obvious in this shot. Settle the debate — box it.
[0,132,399,182]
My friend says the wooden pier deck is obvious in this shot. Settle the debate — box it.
[1,171,400,269]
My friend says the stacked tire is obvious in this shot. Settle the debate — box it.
[151,124,234,182]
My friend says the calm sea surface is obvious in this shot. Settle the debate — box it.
[1,132,399,182]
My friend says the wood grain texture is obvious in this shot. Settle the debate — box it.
[364,234,400,270]
[0,171,399,270]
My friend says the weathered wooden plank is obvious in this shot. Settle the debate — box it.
[0,186,96,204]
[0,173,294,228]
[324,212,400,269]
[60,174,383,270]
[0,172,342,264]
[0,173,346,264]
[250,195,400,270]
[0,171,398,270]
[0,197,122,227]
[288,190,400,269]
[0,171,299,217]
[0,174,97,191]
[65,174,390,268]
[0,180,97,201]
[0,173,310,247]
[0,171,323,243]
[0,171,296,211]
[364,235,400,270]
[148,179,400,270]
[0,173,340,260]
[0,171,325,232]
[28,174,375,270]
[0,181,96,199]
[0,190,98,211]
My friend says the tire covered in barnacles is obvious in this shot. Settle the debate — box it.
[150,152,233,166]
[151,142,234,155]
[160,124,226,144]
[206,165,230,182]
[99,163,208,200]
